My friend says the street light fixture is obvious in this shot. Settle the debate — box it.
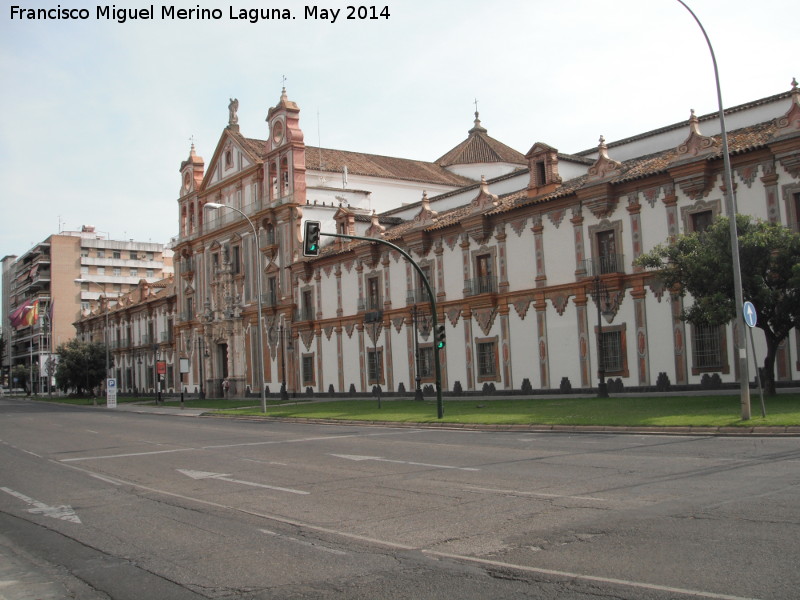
[203,202,267,412]
[74,279,117,382]
[675,0,750,419]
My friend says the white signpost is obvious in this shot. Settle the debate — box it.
[106,377,117,408]
[742,302,766,417]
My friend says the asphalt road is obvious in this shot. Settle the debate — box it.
[0,398,798,599]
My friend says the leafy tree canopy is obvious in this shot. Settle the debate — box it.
[54,338,111,395]
[636,215,800,394]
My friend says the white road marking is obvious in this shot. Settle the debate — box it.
[0,487,81,524]
[177,469,309,495]
[260,528,348,555]
[424,550,760,600]
[50,463,756,600]
[330,454,480,471]
[60,448,196,462]
[462,485,608,502]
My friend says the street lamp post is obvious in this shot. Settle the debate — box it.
[74,279,113,380]
[204,202,267,412]
[593,276,611,398]
[412,304,423,401]
[675,0,750,419]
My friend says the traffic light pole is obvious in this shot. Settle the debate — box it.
[321,232,444,418]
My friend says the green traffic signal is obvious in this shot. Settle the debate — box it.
[435,324,446,349]
[303,220,321,257]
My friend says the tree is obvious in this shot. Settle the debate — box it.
[636,215,800,395]
[54,339,111,396]
[11,364,30,392]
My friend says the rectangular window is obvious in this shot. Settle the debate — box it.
[97,267,105,275]
[474,254,495,294]
[301,289,314,321]
[367,349,383,384]
[302,355,315,386]
[418,346,434,379]
[80,266,89,274]
[536,160,546,186]
[113,250,121,259]
[596,230,619,274]
[266,277,278,306]
[367,276,381,311]
[130,268,138,277]
[113,267,121,276]
[97,250,105,258]
[477,340,497,379]
[691,210,713,233]
[130,251,138,260]
[232,245,241,275]
[417,265,432,303]
[146,269,154,278]
[600,330,623,373]
[794,192,800,231]
[694,324,722,369]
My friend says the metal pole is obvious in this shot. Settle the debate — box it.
[280,322,288,402]
[198,334,205,399]
[412,304,423,401]
[204,203,267,412]
[675,0,750,419]
[595,276,609,398]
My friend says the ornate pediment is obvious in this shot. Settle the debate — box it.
[588,136,623,180]
[677,110,720,157]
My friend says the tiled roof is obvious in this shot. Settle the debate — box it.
[304,145,475,187]
[574,90,791,157]
[241,136,474,187]
[435,127,527,167]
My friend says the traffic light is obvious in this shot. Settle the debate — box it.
[303,220,321,257]
[435,323,446,349]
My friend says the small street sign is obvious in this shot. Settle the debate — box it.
[743,301,757,328]
[106,377,117,408]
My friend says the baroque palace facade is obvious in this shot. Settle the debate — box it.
[81,82,800,397]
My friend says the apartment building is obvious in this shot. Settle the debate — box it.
[2,226,173,391]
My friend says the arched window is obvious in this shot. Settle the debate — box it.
[281,157,290,197]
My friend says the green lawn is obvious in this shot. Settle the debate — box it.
[29,393,800,427]
[215,394,800,428]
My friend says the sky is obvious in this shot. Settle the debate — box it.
[0,0,796,284]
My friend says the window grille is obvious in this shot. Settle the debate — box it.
[694,324,722,369]
[477,342,497,378]
[601,331,623,372]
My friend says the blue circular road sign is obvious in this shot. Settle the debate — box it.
[743,301,757,328]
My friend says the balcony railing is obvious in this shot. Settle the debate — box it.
[406,288,432,305]
[261,293,279,308]
[358,297,383,312]
[294,306,315,322]
[580,254,626,277]
[465,276,497,297]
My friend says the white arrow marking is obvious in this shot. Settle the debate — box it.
[177,469,309,495]
[329,454,479,471]
[0,487,81,523]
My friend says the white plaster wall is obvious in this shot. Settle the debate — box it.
[445,162,519,180]
[445,320,468,392]
[541,215,578,287]
[546,303,584,388]
[503,225,534,293]
[508,310,538,389]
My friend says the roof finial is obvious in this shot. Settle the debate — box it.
[469,98,487,135]
[281,74,288,97]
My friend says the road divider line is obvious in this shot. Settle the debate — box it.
[330,454,479,471]
[177,469,309,495]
